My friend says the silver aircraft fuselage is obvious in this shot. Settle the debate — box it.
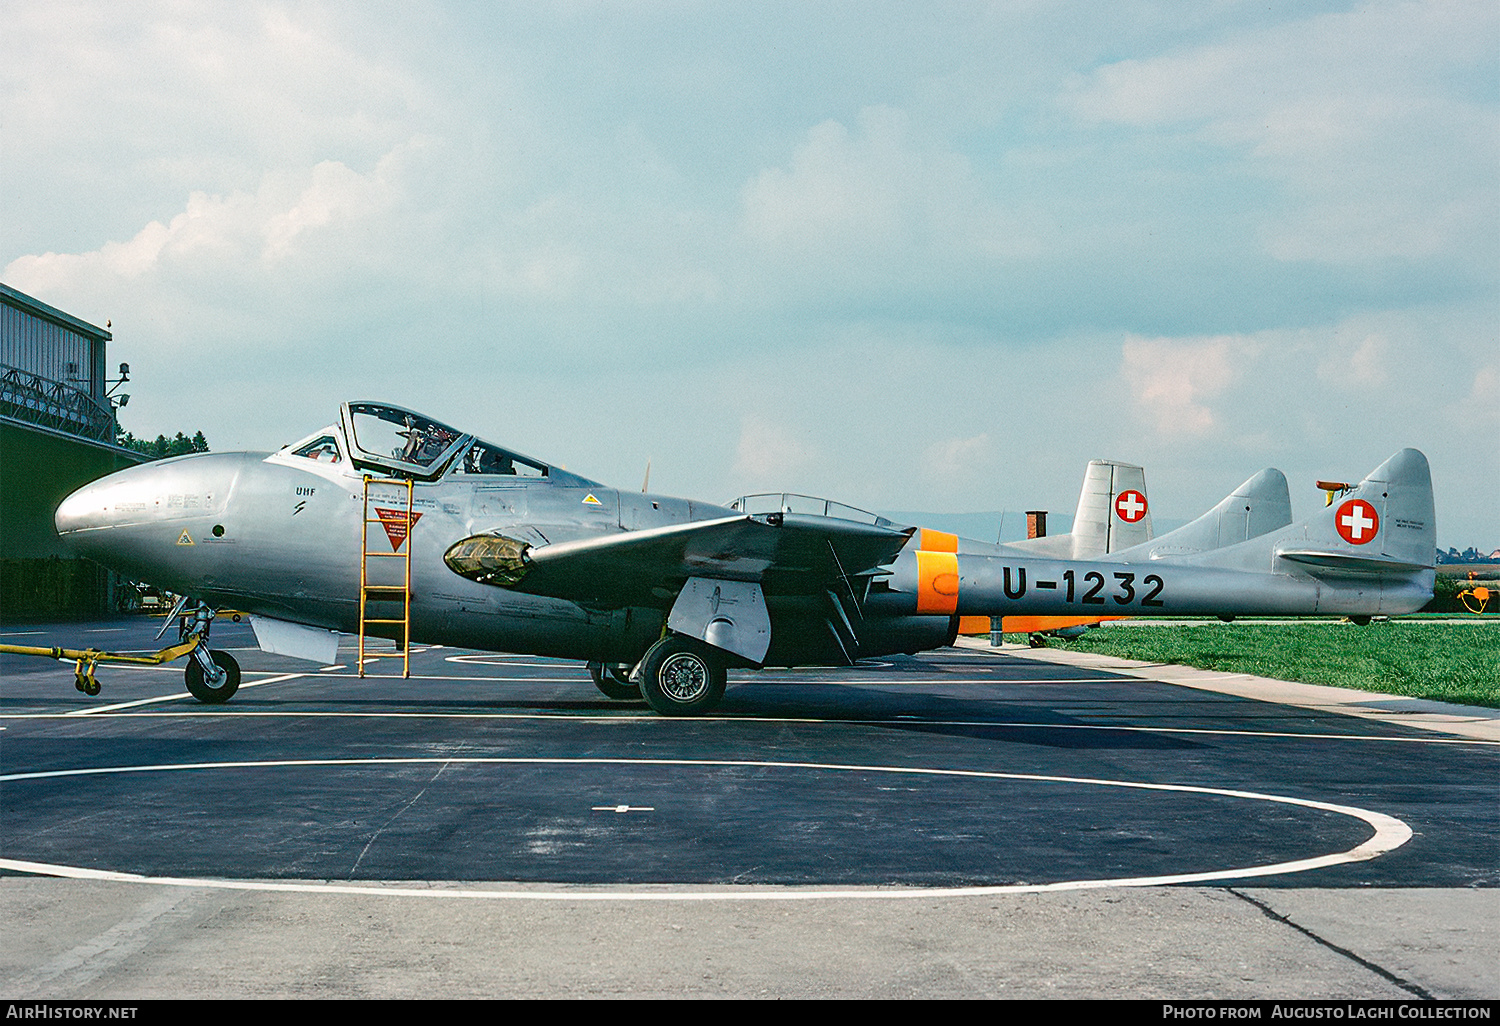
[54,446,720,663]
[54,402,1437,677]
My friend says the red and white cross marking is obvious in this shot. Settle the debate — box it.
[1115,489,1148,523]
[1335,498,1379,545]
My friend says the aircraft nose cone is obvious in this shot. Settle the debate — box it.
[55,480,108,537]
[54,453,245,575]
[54,456,226,543]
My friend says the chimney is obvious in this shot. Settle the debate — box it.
[1026,510,1047,539]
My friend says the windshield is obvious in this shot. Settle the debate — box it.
[290,434,343,464]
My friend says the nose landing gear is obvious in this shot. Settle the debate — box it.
[178,602,241,704]
[185,647,241,703]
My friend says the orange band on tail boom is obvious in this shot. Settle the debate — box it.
[1001,616,1126,633]
[916,551,960,614]
[918,528,958,552]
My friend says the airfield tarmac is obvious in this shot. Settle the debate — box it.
[1,618,1496,999]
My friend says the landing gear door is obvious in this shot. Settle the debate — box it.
[668,577,772,665]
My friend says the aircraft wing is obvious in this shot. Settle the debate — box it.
[444,514,914,607]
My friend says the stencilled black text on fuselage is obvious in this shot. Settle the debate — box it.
[998,568,1166,606]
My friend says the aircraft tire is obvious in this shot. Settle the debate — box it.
[638,637,726,716]
[588,661,642,701]
[185,649,241,704]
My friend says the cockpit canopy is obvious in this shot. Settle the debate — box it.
[343,402,465,473]
[280,401,585,485]
[729,493,898,529]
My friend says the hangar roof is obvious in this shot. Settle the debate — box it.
[0,282,112,342]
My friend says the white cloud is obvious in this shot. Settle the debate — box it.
[1066,0,1500,265]
[4,146,410,313]
[1462,364,1500,429]
[262,159,400,262]
[739,106,1019,268]
[923,433,993,485]
[731,416,819,486]
[1121,337,1239,436]
[742,108,910,252]
[1317,333,1390,391]
[3,3,427,170]
[2,2,1494,548]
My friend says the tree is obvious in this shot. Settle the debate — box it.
[116,428,210,460]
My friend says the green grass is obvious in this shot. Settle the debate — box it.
[1029,623,1500,708]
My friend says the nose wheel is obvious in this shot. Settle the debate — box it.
[185,648,241,704]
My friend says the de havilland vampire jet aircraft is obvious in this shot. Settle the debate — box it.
[53,401,1436,716]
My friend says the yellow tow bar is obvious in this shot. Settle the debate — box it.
[0,636,202,696]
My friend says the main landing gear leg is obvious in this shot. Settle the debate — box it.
[637,636,727,717]
[588,661,642,701]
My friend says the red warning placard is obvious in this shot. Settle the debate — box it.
[1335,498,1379,545]
[374,507,423,550]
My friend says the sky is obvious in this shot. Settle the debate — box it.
[3,0,1496,547]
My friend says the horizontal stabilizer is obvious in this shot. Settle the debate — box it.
[1277,550,1431,574]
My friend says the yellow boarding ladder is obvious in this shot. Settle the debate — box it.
[358,474,414,678]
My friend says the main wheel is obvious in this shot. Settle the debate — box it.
[185,649,241,704]
[638,637,726,716]
[588,660,642,701]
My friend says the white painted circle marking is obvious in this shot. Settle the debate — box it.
[0,756,1411,900]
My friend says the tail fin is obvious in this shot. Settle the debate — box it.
[1069,459,1152,557]
[1115,468,1292,561]
[1009,459,1152,559]
[1275,448,1436,573]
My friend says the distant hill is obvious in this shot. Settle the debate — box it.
[879,511,1188,544]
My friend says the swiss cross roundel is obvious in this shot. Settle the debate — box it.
[1115,489,1148,523]
[1335,498,1379,545]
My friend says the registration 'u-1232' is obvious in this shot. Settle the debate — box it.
[54,401,1436,716]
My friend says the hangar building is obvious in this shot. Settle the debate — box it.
[1,282,144,620]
